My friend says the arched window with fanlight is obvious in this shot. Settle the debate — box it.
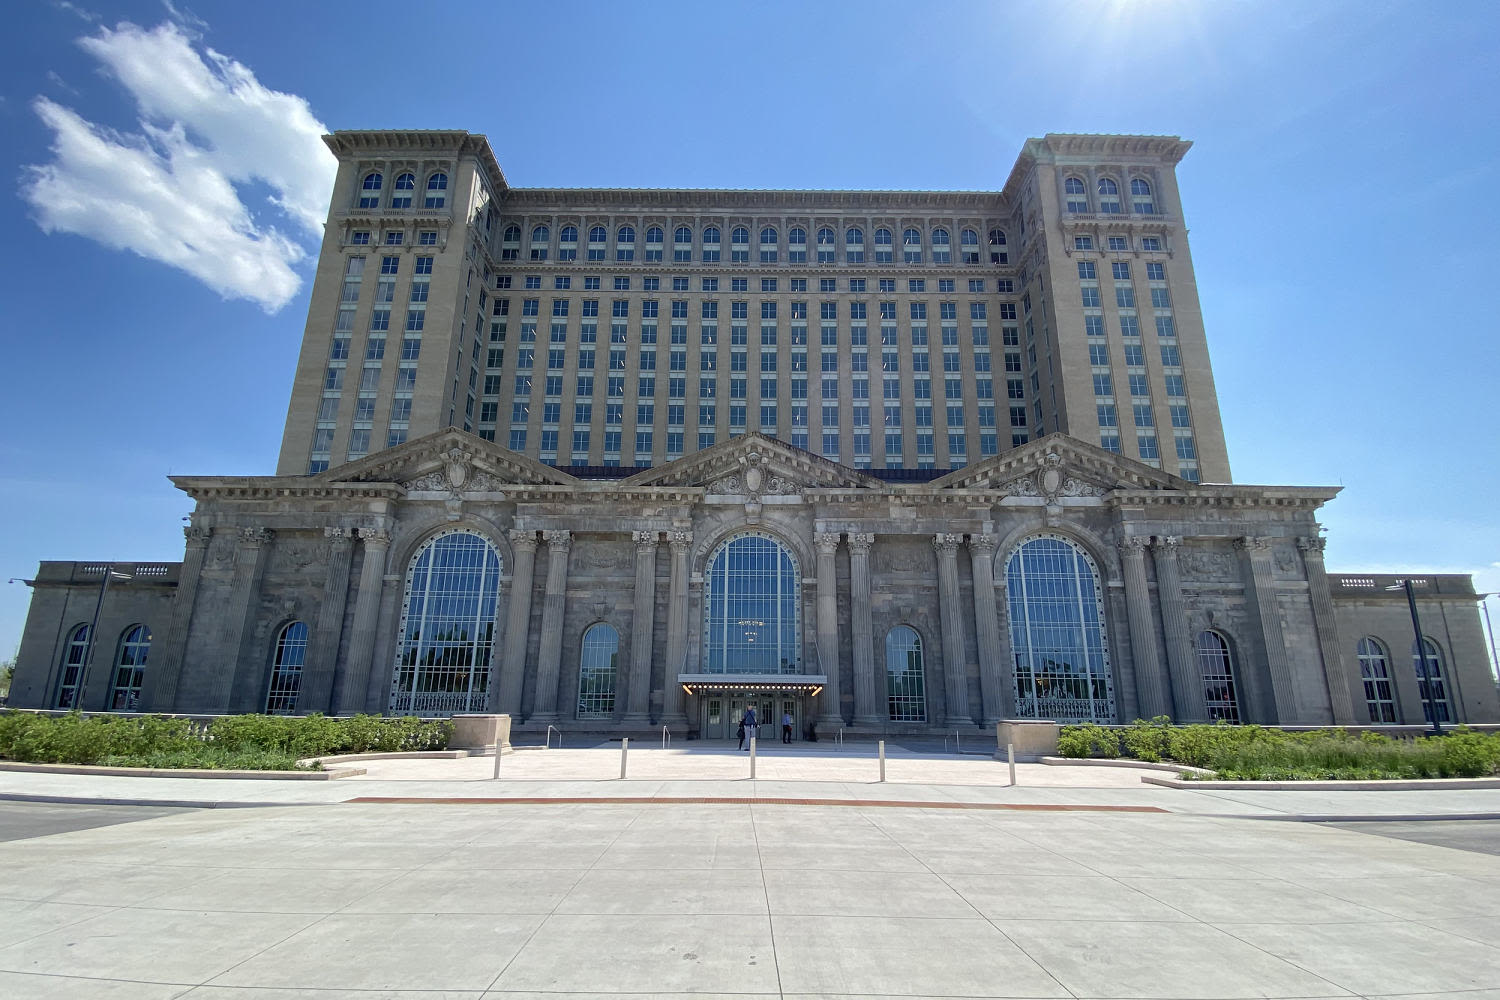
[846,226,865,263]
[423,172,448,208]
[731,226,750,263]
[674,225,694,262]
[358,172,383,209]
[266,621,309,715]
[576,623,620,719]
[390,172,415,209]
[616,224,636,261]
[55,624,90,709]
[109,624,151,711]
[759,226,778,263]
[1130,178,1155,214]
[816,226,836,264]
[1412,637,1452,723]
[1197,630,1240,722]
[501,225,521,260]
[902,228,923,264]
[885,626,927,722]
[644,225,663,262]
[1064,177,1089,213]
[930,227,951,264]
[874,227,893,264]
[702,532,801,675]
[988,228,1007,264]
[1097,177,1122,213]
[960,228,980,264]
[390,529,503,715]
[1005,535,1115,723]
[1357,637,1397,723]
[530,225,550,261]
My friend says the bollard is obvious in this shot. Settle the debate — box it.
[1007,742,1016,786]
[749,736,757,779]
[620,737,629,779]
[878,739,886,782]
[492,742,502,780]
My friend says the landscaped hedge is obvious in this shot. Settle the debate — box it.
[1058,716,1500,780]
[0,711,453,771]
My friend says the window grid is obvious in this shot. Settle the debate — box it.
[1356,637,1396,724]
[577,623,620,719]
[1198,630,1240,723]
[390,530,502,715]
[109,624,151,711]
[703,533,801,675]
[885,625,927,722]
[266,621,309,714]
[1006,535,1115,723]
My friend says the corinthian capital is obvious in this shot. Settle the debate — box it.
[633,529,659,550]
[668,530,692,551]
[1152,535,1181,552]
[933,533,961,554]
[1296,536,1326,554]
[814,531,841,555]
[967,533,997,556]
[542,529,572,551]
[183,525,212,546]
[239,526,273,547]
[508,528,538,553]
[847,531,874,554]
[1234,535,1271,553]
[358,526,390,546]
[1118,535,1149,554]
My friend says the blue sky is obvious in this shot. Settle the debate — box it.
[1,0,1497,676]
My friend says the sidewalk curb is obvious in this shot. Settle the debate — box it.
[1143,774,1500,791]
[0,792,320,809]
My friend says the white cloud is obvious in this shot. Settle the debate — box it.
[20,21,336,312]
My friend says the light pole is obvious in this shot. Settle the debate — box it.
[1477,593,1500,698]
[1387,579,1442,735]
[75,565,131,712]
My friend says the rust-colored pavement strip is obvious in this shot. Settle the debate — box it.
[345,794,1167,811]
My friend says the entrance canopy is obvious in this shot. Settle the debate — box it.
[679,673,827,695]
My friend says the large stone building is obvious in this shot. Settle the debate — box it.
[12,132,1497,735]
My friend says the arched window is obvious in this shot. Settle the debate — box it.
[391,172,415,209]
[1097,177,1121,213]
[1006,535,1114,723]
[885,625,927,722]
[560,225,578,243]
[1357,637,1396,723]
[902,228,922,264]
[1064,177,1088,212]
[617,224,635,261]
[359,172,382,208]
[702,533,800,674]
[576,623,620,719]
[617,225,636,242]
[55,624,90,709]
[787,226,807,263]
[644,226,663,261]
[674,226,694,262]
[530,224,549,261]
[109,624,150,711]
[645,226,663,244]
[703,225,721,243]
[588,225,607,243]
[874,227,893,263]
[930,227,951,264]
[703,225,721,262]
[988,228,1007,263]
[960,228,979,264]
[424,172,448,208]
[731,226,750,263]
[1197,630,1240,723]
[759,226,777,244]
[1130,178,1155,214]
[845,226,864,263]
[1412,638,1451,723]
[759,227,778,263]
[675,225,693,243]
[266,621,309,714]
[503,225,521,242]
[502,224,521,261]
[390,529,502,715]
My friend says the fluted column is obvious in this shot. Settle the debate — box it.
[299,526,354,714]
[933,533,970,725]
[497,530,538,714]
[210,526,272,713]
[527,529,572,723]
[142,524,211,711]
[847,532,880,726]
[1299,536,1359,723]
[1236,536,1298,722]
[1120,536,1171,719]
[1151,536,1205,722]
[335,526,388,714]
[814,531,845,727]
[624,530,658,724]
[968,533,1009,724]
[660,530,691,725]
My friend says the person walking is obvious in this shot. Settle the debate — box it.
[781,710,793,744]
[736,717,746,751]
[741,705,757,750]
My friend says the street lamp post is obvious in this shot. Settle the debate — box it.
[75,564,131,712]
[1389,579,1442,735]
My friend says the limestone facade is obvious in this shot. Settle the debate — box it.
[14,431,1497,730]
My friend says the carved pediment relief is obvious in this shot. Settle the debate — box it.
[323,428,579,490]
[929,433,1185,496]
[620,432,884,493]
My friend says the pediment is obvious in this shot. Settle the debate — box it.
[619,432,885,493]
[320,428,580,490]
[927,433,1187,496]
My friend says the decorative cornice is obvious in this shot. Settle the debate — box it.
[324,130,507,193]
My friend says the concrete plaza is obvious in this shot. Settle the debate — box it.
[1,744,1500,998]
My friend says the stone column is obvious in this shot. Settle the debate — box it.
[364,573,403,714]
[1120,536,1171,720]
[847,532,881,726]
[141,524,211,711]
[660,530,692,725]
[1236,536,1298,722]
[624,530,658,724]
[1299,536,1359,724]
[210,527,271,714]
[527,529,572,723]
[299,526,354,714]
[334,526,389,715]
[933,533,971,725]
[1151,536,1206,722]
[968,533,1010,724]
[497,529,538,715]
[814,531,845,728]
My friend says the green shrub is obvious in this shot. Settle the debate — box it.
[1057,723,1120,758]
[1120,716,1173,762]
[0,710,454,770]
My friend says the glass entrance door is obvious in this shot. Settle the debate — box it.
[698,694,804,741]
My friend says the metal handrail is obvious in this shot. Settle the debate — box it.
[836,727,844,750]
[943,729,962,754]
[661,725,671,749]
[546,725,561,749]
